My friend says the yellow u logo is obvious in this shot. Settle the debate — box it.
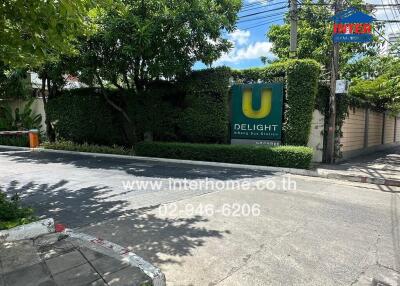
[242,88,272,119]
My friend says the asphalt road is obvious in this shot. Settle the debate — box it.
[1,148,400,285]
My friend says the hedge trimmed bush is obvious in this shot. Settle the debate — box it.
[284,60,320,146]
[128,81,181,142]
[47,68,230,145]
[0,134,29,147]
[46,88,124,146]
[136,142,313,169]
[178,67,231,143]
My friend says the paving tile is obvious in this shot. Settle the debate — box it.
[45,250,86,275]
[0,240,34,259]
[3,262,51,286]
[37,239,76,260]
[89,279,107,286]
[91,255,130,277]
[33,233,61,247]
[79,247,107,261]
[52,263,99,286]
[37,279,57,286]
[1,241,41,273]
[104,266,150,286]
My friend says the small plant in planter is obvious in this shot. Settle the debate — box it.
[0,191,36,230]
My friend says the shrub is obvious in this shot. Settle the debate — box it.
[284,59,320,145]
[42,140,134,156]
[0,191,36,230]
[0,134,29,147]
[136,142,313,169]
[46,88,124,146]
[46,68,231,145]
[129,81,181,141]
[178,67,231,143]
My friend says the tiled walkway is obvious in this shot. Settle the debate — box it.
[317,146,400,183]
[0,234,150,286]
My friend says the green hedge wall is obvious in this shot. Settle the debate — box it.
[0,134,29,147]
[47,62,318,148]
[284,60,320,145]
[136,142,313,169]
[129,81,181,142]
[47,68,231,145]
[46,88,124,146]
[178,67,231,143]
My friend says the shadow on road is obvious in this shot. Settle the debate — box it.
[0,179,228,265]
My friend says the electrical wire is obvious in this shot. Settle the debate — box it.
[241,16,284,30]
[238,11,288,23]
[380,0,396,35]
[241,1,287,13]
[238,5,288,19]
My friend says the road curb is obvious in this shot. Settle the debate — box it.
[1,144,400,187]
[65,229,166,286]
[0,218,55,242]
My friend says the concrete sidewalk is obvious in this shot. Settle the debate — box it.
[0,233,151,286]
[316,147,400,186]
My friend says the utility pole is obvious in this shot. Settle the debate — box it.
[325,0,342,163]
[289,0,298,57]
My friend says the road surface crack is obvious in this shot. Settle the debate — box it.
[209,223,306,286]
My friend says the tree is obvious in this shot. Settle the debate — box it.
[0,64,30,100]
[349,57,400,112]
[66,0,241,142]
[0,0,96,68]
[267,0,383,70]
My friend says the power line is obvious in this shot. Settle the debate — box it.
[238,11,287,23]
[238,5,288,19]
[376,20,400,22]
[387,0,400,32]
[373,4,400,7]
[296,2,400,6]
[241,16,284,30]
[241,1,287,13]
[242,0,270,8]
[375,27,392,45]
[380,0,396,35]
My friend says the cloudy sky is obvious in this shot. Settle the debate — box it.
[194,0,286,69]
[195,0,399,70]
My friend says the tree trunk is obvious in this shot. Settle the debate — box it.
[41,77,56,142]
[95,73,137,145]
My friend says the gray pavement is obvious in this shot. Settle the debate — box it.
[0,233,150,286]
[317,146,400,183]
[0,149,277,228]
[1,149,400,285]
